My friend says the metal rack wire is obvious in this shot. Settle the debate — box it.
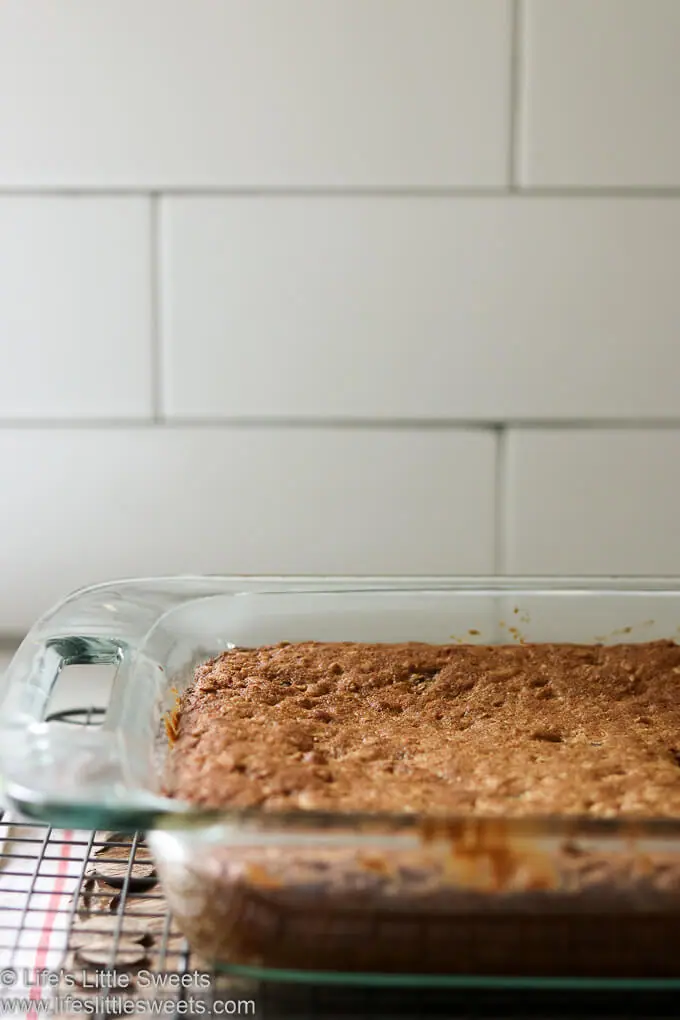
[0,824,185,966]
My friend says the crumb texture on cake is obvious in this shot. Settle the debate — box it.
[163,640,680,818]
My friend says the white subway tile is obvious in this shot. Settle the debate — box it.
[504,429,680,574]
[0,427,495,633]
[520,0,680,187]
[162,197,680,420]
[0,1,510,188]
[0,199,152,418]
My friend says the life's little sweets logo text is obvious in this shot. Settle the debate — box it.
[3,968,216,991]
[0,968,256,1015]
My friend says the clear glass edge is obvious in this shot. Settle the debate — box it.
[212,960,680,991]
[5,573,680,835]
[7,575,680,989]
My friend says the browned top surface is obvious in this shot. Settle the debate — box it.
[164,640,680,818]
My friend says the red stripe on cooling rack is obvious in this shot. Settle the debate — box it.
[28,831,74,1019]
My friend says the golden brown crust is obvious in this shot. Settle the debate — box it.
[164,640,680,818]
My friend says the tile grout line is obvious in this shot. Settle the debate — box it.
[0,186,510,198]
[493,426,508,574]
[507,0,522,192]
[149,193,163,424]
[2,186,680,198]
[3,418,680,430]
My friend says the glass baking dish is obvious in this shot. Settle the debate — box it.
[4,575,680,989]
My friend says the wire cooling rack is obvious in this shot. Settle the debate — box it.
[0,707,677,1019]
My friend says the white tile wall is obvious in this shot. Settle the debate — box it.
[520,0,680,187]
[0,0,510,188]
[163,197,680,420]
[0,428,495,632]
[0,199,152,418]
[1,1,680,634]
[503,429,680,575]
